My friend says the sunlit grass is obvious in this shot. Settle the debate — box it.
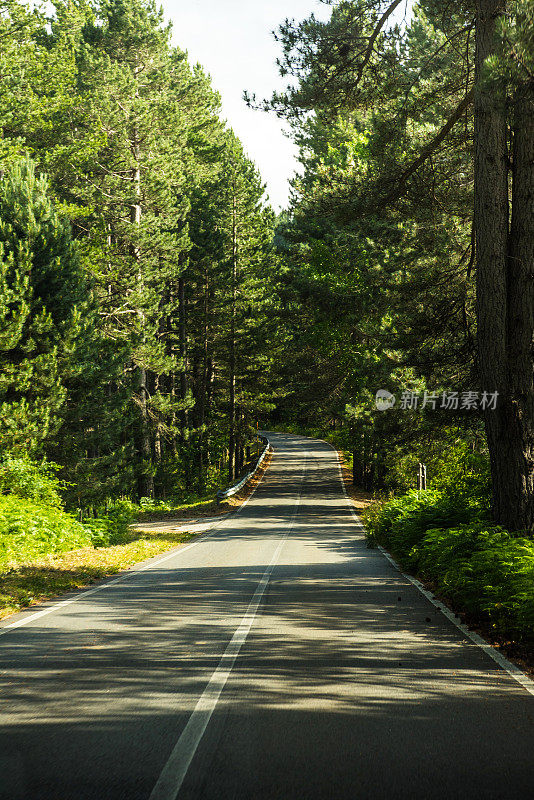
[0,526,198,621]
[0,452,270,621]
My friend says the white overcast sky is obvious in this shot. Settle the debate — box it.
[161,1,413,211]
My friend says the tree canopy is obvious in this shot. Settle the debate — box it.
[0,0,532,538]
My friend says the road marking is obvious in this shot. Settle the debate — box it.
[330,444,534,698]
[0,538,211,636]
[149,454,307,800]
[0,449,272,638]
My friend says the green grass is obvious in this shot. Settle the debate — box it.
[0,492,223,620]
[0,525,199,620]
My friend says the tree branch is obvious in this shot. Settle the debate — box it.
[354,0,404,89]
[380,88,474,206]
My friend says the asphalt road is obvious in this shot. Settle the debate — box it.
[1,432,534,800]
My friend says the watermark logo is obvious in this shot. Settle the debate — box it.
[374,390,499,412]
[375,390,396,411]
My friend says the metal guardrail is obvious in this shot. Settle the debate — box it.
[216,435,270,504]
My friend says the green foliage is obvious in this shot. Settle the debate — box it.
[0,457,65,508]
[0,0,279,508]
[415,525,534,640]
[363,488,534,641]
[0,491,140,570]
[266,1,481,497]
[82,502,137,546]
[384,438,491,505]
[430,443,491,510]
[137,496,173,513]
[0,496,94,569]
[266,0,534,536]
[363,487,486,562]
[0,158,92,455]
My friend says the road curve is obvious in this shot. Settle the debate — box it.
[1,432,534,799]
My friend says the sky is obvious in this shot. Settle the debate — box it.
[161,1,413,211]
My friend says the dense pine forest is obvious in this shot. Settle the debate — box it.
[263,0,534,537]
[0,0,533,621]
[0,0,282,518]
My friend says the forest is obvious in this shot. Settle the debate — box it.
[0,0,281,511]
[0,0,533,632]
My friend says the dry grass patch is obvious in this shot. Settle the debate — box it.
[0,449,275,622]
[0,527,197,621]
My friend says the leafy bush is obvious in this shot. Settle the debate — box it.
[0,496,94,570]
[83,500,137,546]
[138,496,173,513]
[363,489,484,567]
[0,492,140,572]
[414,525,534,639]
[431,444,491,511]
[0,457,65,507]
[363,489,534,642]
[383,438,491,504]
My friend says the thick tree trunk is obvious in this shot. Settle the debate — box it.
[506,82,534,531]
[474,0,510,524]
[137,364,153,498]
[475,0,534,533]
[178,274,189,435]
[352,449,359,486]
[228,393,236,483]
[196,268,211,492]
[178,273,195,489]
[168,284,179,458]
[153,373,163,466]
[228,321,236,483]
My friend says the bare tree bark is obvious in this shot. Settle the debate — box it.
[474,0,534,533]
[505,79,534,531]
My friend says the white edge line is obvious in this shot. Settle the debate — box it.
[0,441,273,637]
[326,440,534,698]
[149,453,307,800]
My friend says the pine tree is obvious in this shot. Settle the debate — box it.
[0,159,91,455]
[0,0,282,506]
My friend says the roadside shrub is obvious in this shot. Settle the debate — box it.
[363,489,484,567]
[383,439,491,507]
[414,525,534,640]
[138,497,173,513]
[0,496,93,570]
[431,445,491,512]
[106,499,138,527]
[363,489,534,642]
[0,457,65,507]
[83,501,137,546]
[0,492,141,571]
